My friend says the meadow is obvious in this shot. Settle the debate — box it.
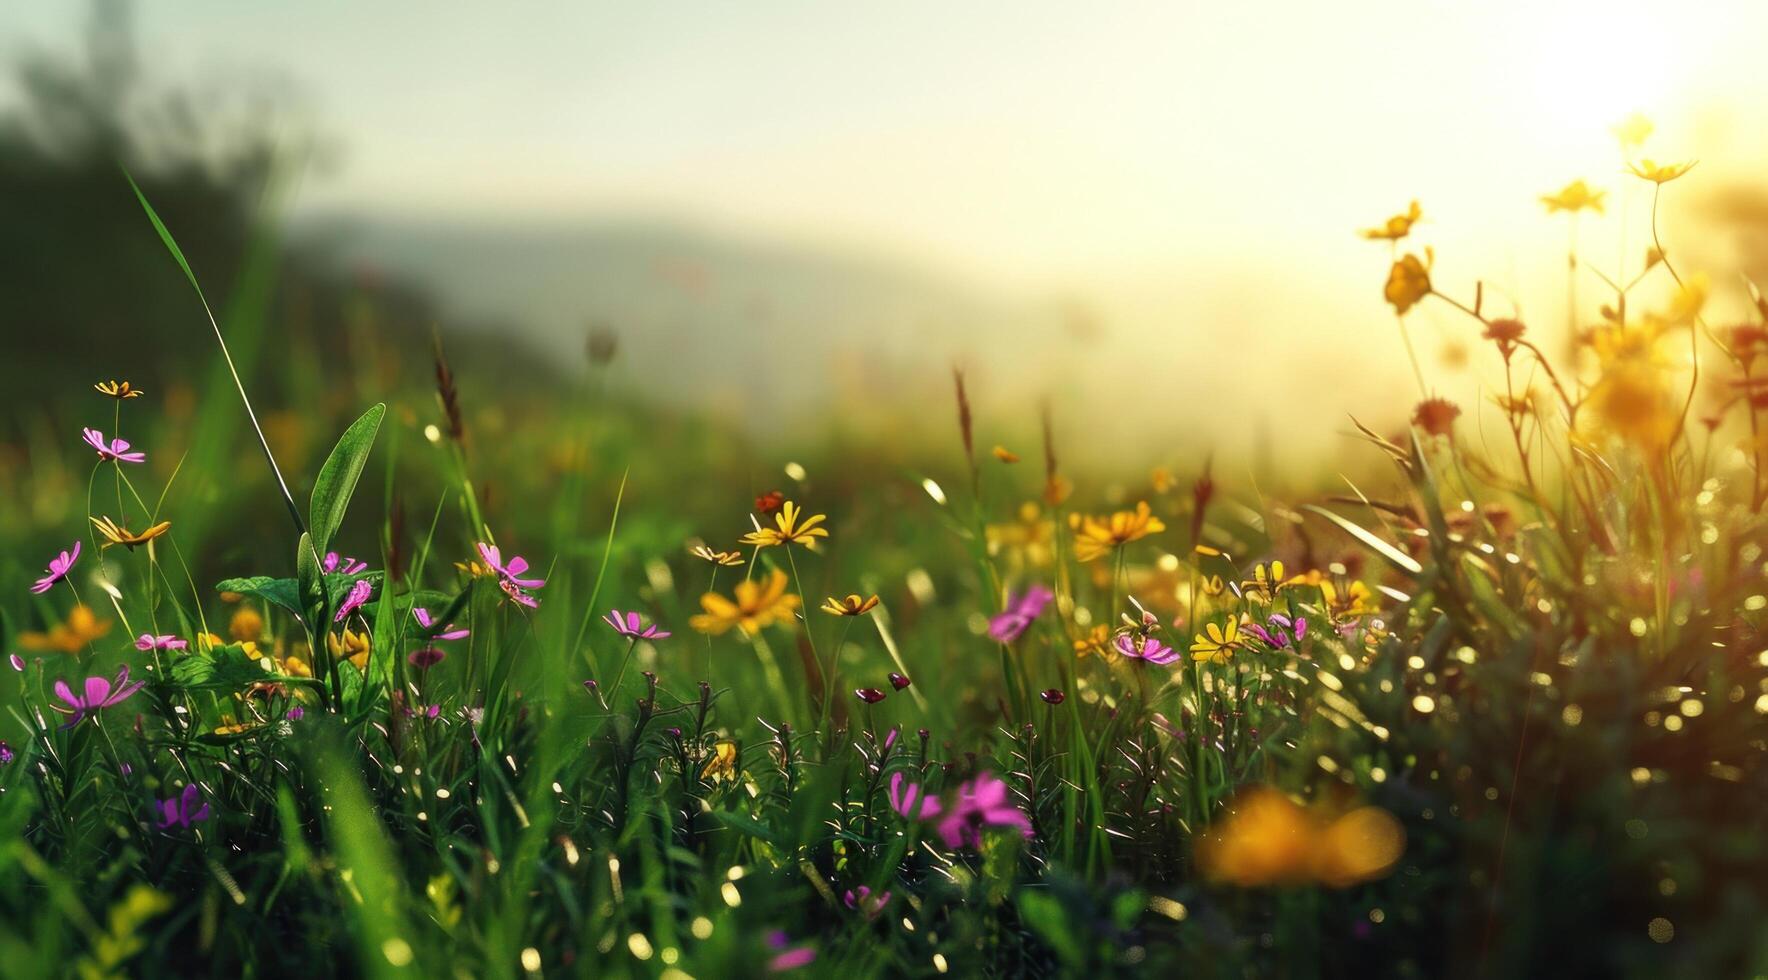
[1,135,1766,979]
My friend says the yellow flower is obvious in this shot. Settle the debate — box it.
[1197,787,1405,888]
[1150,467,1175,494]
[690,569,801,636]
[1240,561,1286,603]
[229,607,264,643]
[1072,501,1166,562]
[986,502,1055,569]
[1359,200,1422,241]
[1383,252,1432,315]
[740,500,829,549]
[94,379,143,399]
[992,445,1020,463]
[1586,360,1679,451]
[701,739,739,782]
[1321,580,1378,619]
[690,545,744,567]
[1612,112,1653,149]
[1627,159,1695,184]
[455,559,495,579]
[19,604,112,653]
[90,515,172,551]
[1072,624,1113,660]
[821,593,880,616]
[1539,179,1605,215]
[1199,574,1226,596]
[1190,617,1241,664]
[328,628,372,671]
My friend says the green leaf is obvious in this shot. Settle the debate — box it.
[218,571,382,619]
[1301,504,1423,575]
[309,404,385,558]
[1017,890,1085,966]
[169,643,276,691]
[710,809,781,845]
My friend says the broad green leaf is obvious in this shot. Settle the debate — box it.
[218,571,381,619]
[309,403,385,558]
[169,643,276,691]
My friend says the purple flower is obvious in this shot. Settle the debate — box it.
[602,609,670,640]
[322,552,368,575]
[334,578,373,623]
[52,665,146,729]
[0,741,13,764]
[1245,613,1307,650]
[935,772,1034,849]
[413,606,468,640]
[31,541,81,594]
[843,886,892,920]
[477,541,546,589]
[82,427,146,464]
[499,578,540,609]
[408,647,446,669]
[1040,688,1066,705]
[887,672,912,691]
[404,703,442,720]
[156,783,211,830]
[8,654,23,672]
[765,931,816,972]
[1112,632,1180,665]
[988,584,1054,644]
[286,706,305,721]
[134,633,188,652]
[854,687,887,704]
[888,771,942,820]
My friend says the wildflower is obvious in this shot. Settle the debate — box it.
[334,579,374,623]
[1072,501,1166,562]
[0,741,12,765]
[134,634,188,652]
[1151,467,1175,493]
[90,515,171,551]
[701,739,739,782]
[9,655,23,671]
[1197,787,1404,888]
[992,445,1020,463]
[1040,688,1066,705]
[94,380,143,399]
[51,665,145,728]
[1411,397,1461,437]
[936,772,1034,849]
[888,672,912,691]
[1244,614,1307,650]
[475,542,546,589]
[690,545,744,566]
[286,706,305,721]
[1383,252,1431,315]
[843,886,891,920]
[413,606,469,640]
[689,568,800,636]
[1072,624,1113,659]
[755,490,785,514]
[499,577,541,609]
[328,629,372,671]
[854,687,887,704]
[1240,560,1287,603]
[1113,632,1180,665]
[156,784,212,830]
[1199,574,1226,596]
[765,931,816,973]
[20,605,111,653]
[30,541,81,594]
[1612,112,1653,148]
[227,608,263,643]
[888,771,941,820]
[1539,180,1606,215]
[1483,317,1527,348]
[603,609,671,640]
[1359,200,1422,241]
[987,584,1054,644]
[1189,617,1242,664]
[322,552,368,575]
[820,594,879,616]
[1321,580,1379,619]
[81,427,146,464]
[740,500,829,549]
[408,647,446,669]
[1587,361,1678,450]
[1628,159,1696,184]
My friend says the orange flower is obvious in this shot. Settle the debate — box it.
[1411,397,1461,438]
[19,604,112,653]
[1383,252,1432,314]
[1072,501,1165,562]
[690,569,801,636]
[1360,200,1422,241]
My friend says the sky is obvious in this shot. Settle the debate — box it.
[8,0,1768,462]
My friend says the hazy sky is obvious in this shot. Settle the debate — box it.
[9,1,1768,459]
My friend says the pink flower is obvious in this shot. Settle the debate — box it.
[334,578,373,622]
[322,552,368,575]
[476,541,546,589]
[31,541,81,594]
[499,578,539,609]
[602,609,670,640]
[52,665,146,728]
[1244,613,1307,650]
[765,931,816,972]
[413,607,468,640]
[408,647,446,669]
[935,772,1033,849]
[134,634,188,652]
[1112,632,1179,665]
[843,886,892,920]
[888,771,942,820]
[988,584,1054,644]
[82,427,146,464]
